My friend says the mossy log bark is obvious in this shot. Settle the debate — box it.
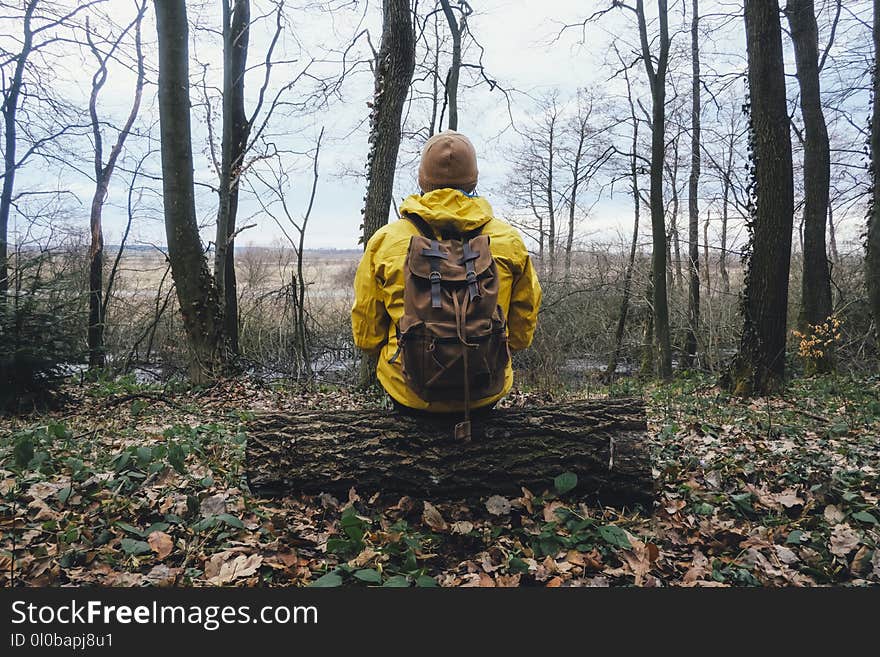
[246,398,653,508]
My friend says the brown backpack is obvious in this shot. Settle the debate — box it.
[391,213,510,440]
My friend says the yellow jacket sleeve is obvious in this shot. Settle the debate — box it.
[507,250,542,352]
[351,236,390,354]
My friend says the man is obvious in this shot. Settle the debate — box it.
[352,130,541,418]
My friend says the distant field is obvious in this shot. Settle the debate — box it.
[106,248,362,303]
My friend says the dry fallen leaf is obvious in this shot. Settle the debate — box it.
[774,489,804,509]
[147,531,173,560]
[829,524,860,559]
[478,573,496,587]
[619,539,655,587]
[682,549,710,584]
[209,554,263,585]
[773,544,799,565]
[26,481,66,500]
[823,505,846,524]
[144,564,179,587]
[485,495,511,516]
[565,550,586,567]
[850,545,873,577]
[495,574,521,587]
[422,501,448,532]
[542,500,566,523]
[451,520,474,534]
[545,576,563,587]
[349,548,379,569]
[200,493,227,517]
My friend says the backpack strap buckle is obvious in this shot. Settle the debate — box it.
[421,241,447,309]
[460,241,482,302]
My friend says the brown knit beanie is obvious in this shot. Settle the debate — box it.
[418,130,479,194]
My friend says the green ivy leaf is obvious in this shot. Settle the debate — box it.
[353,569,382,584]
[382,575,410,588]
[215,514,245,529]
[135,446,153,468]
[416,575,438,588]
[116,522,146,538]
[508,557,530,574]
[120,538,152,555]
[785,530,805,545]
[309,572,343,588]
[598,525,632,549]
[12,434,34,469]
[554,472,578,495]
[167,442,187,474]
[852,511,878,525]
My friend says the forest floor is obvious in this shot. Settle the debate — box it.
[1,373,879,587]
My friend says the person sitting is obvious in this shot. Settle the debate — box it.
[351,130,541,434]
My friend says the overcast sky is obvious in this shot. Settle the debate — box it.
[6,0,869,253]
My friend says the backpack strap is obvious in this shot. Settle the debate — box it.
[405,214,447,309]
[460,240,482,302]
[403,213,437,239]
[421,240,447,309]
[404,213,487,242]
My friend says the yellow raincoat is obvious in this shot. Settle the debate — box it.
[352,188,542,411]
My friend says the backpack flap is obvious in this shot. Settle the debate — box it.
[406,235,493,283]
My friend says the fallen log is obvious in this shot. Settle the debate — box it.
[246,398,653,508]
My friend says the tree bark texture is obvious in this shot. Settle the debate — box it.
[358,0,415,388]
[361,0,415,244]
[439,0,463,131]
[685,0,701,368]
[246,399,653,508]
[87,2,146,370]
[636,0,672,380]
[868,0,880,350]
[0,0,37,298]
[786,0,833,373]
[728,0,794,395]
[607,89,641,378]
[154,0,226,383]
[214,0,251,355]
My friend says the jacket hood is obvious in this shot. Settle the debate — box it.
[399,188,494,233]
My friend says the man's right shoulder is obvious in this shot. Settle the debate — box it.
[365,219,415,254]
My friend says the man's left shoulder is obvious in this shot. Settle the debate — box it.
[483,217,527,250]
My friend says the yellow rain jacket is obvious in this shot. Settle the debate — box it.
[352,188,542,411]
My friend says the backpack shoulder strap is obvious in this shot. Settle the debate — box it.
[403,213,437,240]
[440,222,488,243]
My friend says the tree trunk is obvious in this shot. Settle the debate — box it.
[246,398,652,508]
[636,0,672,380]
[666,142,682,290]
[154,0,226,383]
[828,205,839,267]
[720,158,731,295]
[87,3,146,370]
[362,0,415,244]
[868,0,880,351]
[358,0,416,387]
[546,112,557,278]
[786,0,833,373]
[685,0,701,369]
[607,89,641,378]
[439,0,463,131]
[640,274,655,378]
[0,0,37,298]
[214,0,251,356]
[727,0,794,395]
[565,111,588,280]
